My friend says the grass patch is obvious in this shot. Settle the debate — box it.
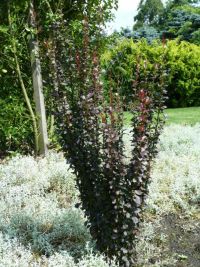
[124,107,200,126]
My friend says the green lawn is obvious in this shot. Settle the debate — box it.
[124,107,200,126]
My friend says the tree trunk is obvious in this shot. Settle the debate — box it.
[7,3,39,156]
[29,0,48,156]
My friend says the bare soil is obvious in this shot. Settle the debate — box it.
[161,212,200,267]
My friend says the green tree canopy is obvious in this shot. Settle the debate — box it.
[161,3,200,43]
[132,0,200,44]
[133,0,164,29]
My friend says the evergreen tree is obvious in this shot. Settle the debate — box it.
[167,0,200,7]
[161,2,200,43]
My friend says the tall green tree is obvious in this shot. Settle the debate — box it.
[134,0,164,29]
[132,0,200,44]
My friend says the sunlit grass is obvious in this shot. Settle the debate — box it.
[124,107,200,126]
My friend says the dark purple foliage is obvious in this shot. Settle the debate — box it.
[48,5,166,266]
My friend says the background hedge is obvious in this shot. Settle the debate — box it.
[101,39,200,108]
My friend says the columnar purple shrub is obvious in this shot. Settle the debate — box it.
[48,4,166,266]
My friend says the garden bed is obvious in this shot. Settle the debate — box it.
[0,124,199,266]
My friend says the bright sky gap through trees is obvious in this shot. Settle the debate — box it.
[106,0,167,33]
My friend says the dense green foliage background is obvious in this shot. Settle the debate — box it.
[102,39,200,108]
[0,0,117,156]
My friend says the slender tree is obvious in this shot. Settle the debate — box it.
[29,0,48,155]
[0,1,49,156]
[6,1,40,155]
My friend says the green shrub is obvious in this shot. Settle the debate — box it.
[101,39,200,108]
[0,98,34,157]
[165,41,200,107]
